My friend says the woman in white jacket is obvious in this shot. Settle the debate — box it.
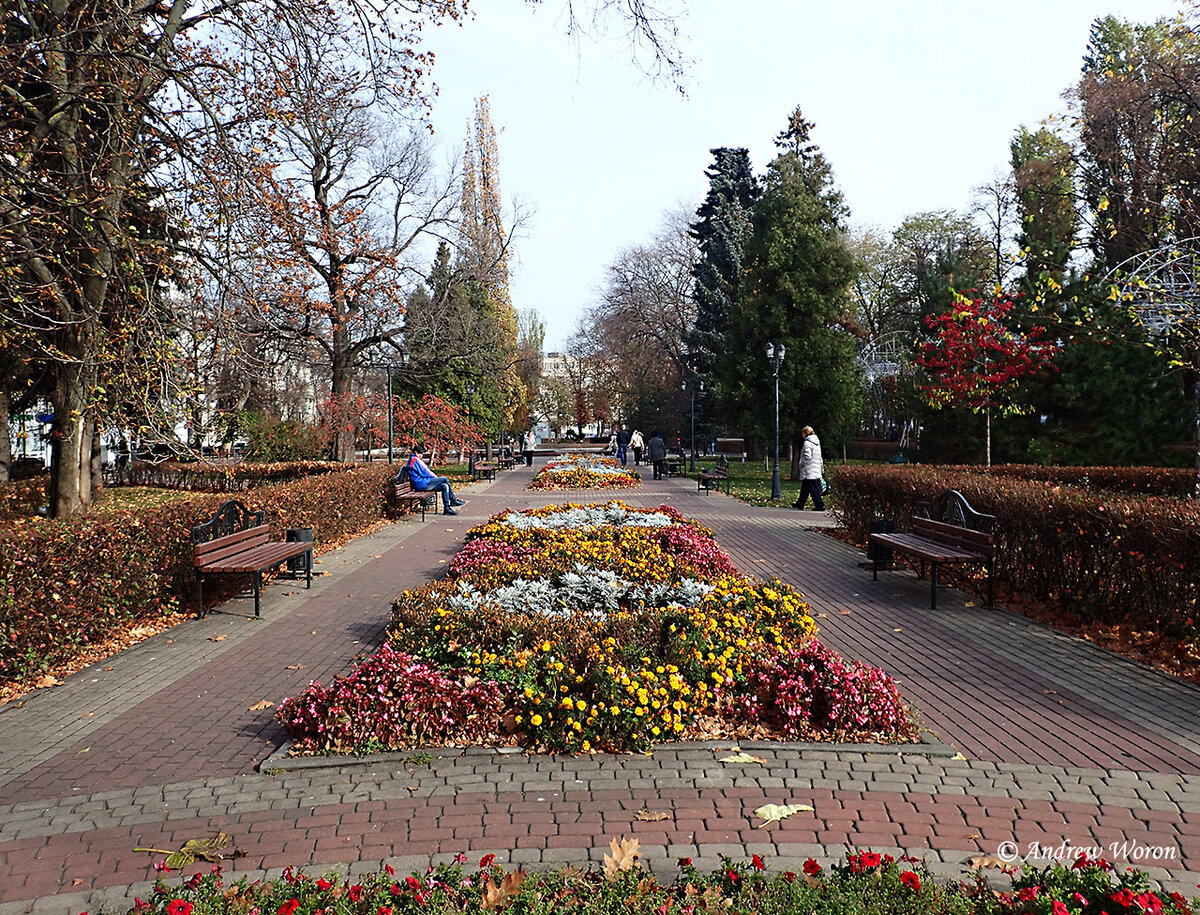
[793,426,825,511]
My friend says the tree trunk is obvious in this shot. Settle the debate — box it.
[329,337,355,462]
[50,361,87,518]
[0,388,10,483]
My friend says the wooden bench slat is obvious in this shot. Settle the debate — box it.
[204,542,311,573]
[194,527,272,564]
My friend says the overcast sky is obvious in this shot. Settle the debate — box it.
[422,0,1184,349]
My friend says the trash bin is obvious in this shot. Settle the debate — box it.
[286,528,313,576]
[867,519,894,565]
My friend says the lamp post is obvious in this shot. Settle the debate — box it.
[765,342,785,500]
[374,348,410,464]
[683,380,703,472]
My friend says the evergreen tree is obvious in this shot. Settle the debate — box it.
[721,108,860,472]
[686,148,759,390]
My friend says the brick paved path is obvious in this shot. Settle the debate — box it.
[2,463,1198,913]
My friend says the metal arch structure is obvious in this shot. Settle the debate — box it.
[1106,238,1200,499]
[856,331,914,383]
[1107,238,1200,338]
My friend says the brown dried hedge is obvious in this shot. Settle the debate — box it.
[830,464,1200,637]
[0,462,398,685]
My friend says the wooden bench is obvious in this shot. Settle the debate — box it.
[192,500,313,618]
[472,462,496,481]
[697,462,731,494]
[868,489,996,611]
[386,468,439,520]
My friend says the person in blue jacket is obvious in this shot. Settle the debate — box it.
[406,445,465,515]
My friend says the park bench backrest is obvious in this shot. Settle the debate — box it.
[913,490,996,556]
[191,500,270,566]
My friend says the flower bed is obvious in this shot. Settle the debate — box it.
[130,847,1199,915]
[277,501,918,754]
[528,454,639,490]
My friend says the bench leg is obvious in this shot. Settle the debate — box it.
[306,548,313,589]
[254,571,262,617]
[197,574,205,618]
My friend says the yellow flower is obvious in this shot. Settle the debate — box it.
[530,714,543,726]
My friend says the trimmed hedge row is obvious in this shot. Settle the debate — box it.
[830,464,1200,636]
[0,463,399,685]
[104,459,353,492]
[942,463,1196,498]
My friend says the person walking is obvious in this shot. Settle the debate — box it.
[521,429,535,467]
[615,425,631,466]
[406,445,466,515]
[793,426,825,511]
[646,430,668,480]
[629,429,644,465]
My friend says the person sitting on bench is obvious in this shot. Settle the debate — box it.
[406,444,466,515]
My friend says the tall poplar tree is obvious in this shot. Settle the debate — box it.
[721,108,860,469]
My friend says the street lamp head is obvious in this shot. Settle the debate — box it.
[777,343,786,362]
[466,383,475,396]
[765,342,774,360]
[400,348,411,366]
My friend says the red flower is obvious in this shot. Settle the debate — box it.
[1052,902,1070,915]
[900,871,920,892]
[348,885,363,902]
[406,877,422,891]
[803,859,821,876]
[167,902,193,915]
[480,854,496,869]
[860,852,882,869]
[726,869,740,883]
[316,878,334,891]
[277,900,300,915]
[1111,889,1136,907]
[751,854,765,871]
[386,864,396,875]
[678,858,692,867]
[379,908,394,915]
[1018,886,1040,902]
[783,872,796,883]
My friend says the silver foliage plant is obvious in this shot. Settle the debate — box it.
[500,502,672,532]
[447,565,713,619]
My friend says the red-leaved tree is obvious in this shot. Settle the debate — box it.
[916,290,1058,466]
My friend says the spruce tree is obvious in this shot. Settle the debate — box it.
[686,148,759,389]
[722,108,860,469]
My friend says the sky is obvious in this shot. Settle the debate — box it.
[422,0,1186,350]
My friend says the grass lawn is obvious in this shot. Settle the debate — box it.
[677,456,828,509]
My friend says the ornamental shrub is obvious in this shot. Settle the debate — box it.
[0,463,398,687]
[831,464,1200,637]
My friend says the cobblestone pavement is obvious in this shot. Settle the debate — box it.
[2,463,1198,913]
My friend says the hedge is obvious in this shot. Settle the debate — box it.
[0,462,399,685]
[830,464,1200,637]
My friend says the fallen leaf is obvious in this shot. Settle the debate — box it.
[815,612,829,618]
[962,833,981,840]
[603,836,641,879]
[837,610,852,616]
[965,855,1008,869]
[33,674,61,689]
[635,807,670,822]
[964,601,976,608]
[104,666,115,671]
[286,664,306,671]
[481,870,526,910]
[80,712,93,719]
[893,628,903,632]
[208,635,227,642]
[719,752,768,765]
[73,879,82,886]
[950,752,967,761]
[247,700,274,711]
[753,803,814,827]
